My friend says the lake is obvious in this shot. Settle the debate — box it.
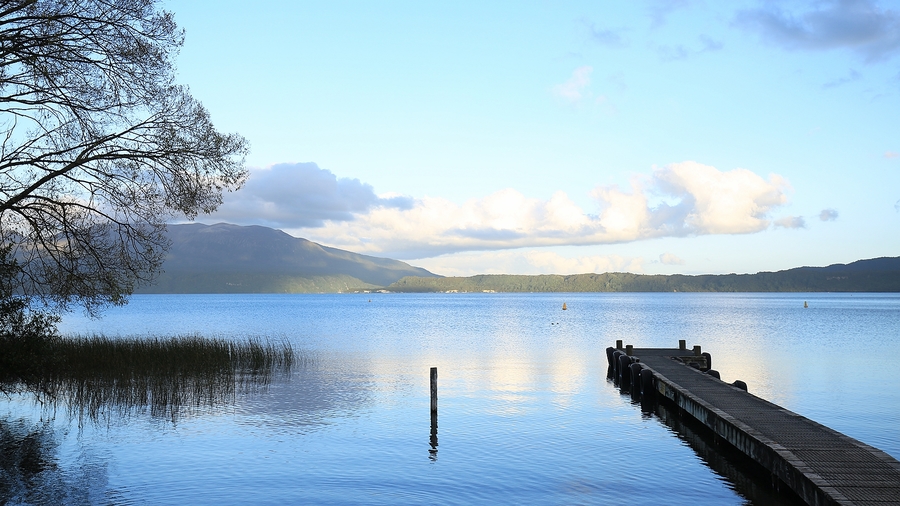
[2,292,899,505]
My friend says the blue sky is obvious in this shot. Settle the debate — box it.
[169,0,899,276]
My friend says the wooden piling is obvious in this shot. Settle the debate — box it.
[430,367,438,413]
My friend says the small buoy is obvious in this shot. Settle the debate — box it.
[562,302,567,310]
[804,301,808,308]
[368,299,372,302]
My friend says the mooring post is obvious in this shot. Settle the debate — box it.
[626,344,633,356]
[679,339,686,350]
[693,345,701,356]
[430,367,438,414]
[616,339,623,349]
[429,367,438,460]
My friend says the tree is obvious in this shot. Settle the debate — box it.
[0,0,248,315]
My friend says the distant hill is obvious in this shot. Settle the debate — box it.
[388,257,900,293]
[137,223,438,293]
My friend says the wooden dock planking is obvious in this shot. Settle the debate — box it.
[621,346,900,506]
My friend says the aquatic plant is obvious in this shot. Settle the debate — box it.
[1,333,296,422]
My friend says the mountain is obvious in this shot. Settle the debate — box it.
[387,257,900,293]
[136,223,438,293]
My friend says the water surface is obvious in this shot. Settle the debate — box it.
[2,293,897,504]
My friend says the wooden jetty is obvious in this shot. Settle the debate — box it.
[608,340,900,506]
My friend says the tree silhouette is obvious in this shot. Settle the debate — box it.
[0,0,248,314]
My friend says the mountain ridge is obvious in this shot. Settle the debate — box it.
[137,223,900,293]
[136,223,438,293]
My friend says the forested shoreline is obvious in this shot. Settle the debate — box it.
[387,257,900,293]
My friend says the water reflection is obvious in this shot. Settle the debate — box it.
[653,402,805,506]
[232,354,374,434]
[607,366,805,506]
[0,416,109,505]
[429,411,438,461]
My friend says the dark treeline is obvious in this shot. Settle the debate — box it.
[387,257,900,293]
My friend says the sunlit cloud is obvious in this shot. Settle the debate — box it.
[283,161,792,259]
[553,66,593,103]
[735,0,900,62]
[820,208,839,221]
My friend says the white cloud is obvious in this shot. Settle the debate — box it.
[553,66,593,103]
[651,161,790,234]
[287,161,792,259]
[412,250,645,277]
[885,151,899,158]
[659,252,685,265]
[820,208,839,221]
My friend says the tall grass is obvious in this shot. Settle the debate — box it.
[1,334,296,422]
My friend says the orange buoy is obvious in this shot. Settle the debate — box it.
[562,302,567,310]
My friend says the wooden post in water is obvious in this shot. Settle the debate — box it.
[626,344,633,356]
[429,366,439,459]
[430,367,438,413]
[679,339,686,351]
[616,339,623,349]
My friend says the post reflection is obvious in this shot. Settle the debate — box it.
[429,411,438,461]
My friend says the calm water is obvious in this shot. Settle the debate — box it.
[3,293,899,505]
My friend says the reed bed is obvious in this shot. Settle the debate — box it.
[1,334,296,422]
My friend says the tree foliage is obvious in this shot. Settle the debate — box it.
[0,0,248,314]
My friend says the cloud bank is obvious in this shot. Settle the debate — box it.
[413,250,645,277]
[280,161,792,259]
[735,0,900,62]
[208,162,412,227]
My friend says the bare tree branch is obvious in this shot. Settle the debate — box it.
[0,0,248,315]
